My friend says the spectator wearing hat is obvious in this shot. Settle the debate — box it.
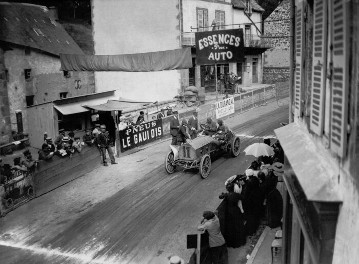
[83,130,94,146]
[54,129,66,147]
[22,150,37,172]
[118,117,128,131]
[45,137,56,153]
[38,144,54,161]
[62,137,74,156]
[92,124,101,137]
[169,111,180,145]
[97,124,117,166]
[188,111,199,139]
[68,131,75,146]
[157,109,166,120]
[136,111,145,125]
[198,210,227,264]
[72,137,83,153]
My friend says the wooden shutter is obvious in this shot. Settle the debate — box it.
[204,9,208,30]
[294,1,305,117]
[197,9,203,32]
[330,0,349,157]
[310,0,328,135]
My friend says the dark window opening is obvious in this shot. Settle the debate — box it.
[24,69,31,80]
[26,95,34,106]
[63,71,71,78]
[60,92,68,99]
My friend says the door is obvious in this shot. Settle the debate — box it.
[236,62,243,84]
[252,58,258,83]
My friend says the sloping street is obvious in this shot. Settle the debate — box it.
[0,102,288,264]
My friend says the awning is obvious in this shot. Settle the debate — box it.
[54,95,115,115]
[60,48,193,72]
[84,99,152,112]
[274,122,342,202]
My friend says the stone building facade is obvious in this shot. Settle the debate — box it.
[0,3,95,143]
[263,0,291,84]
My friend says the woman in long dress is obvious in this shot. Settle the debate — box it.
[219,182,246,248]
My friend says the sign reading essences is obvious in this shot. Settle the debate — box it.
[119,119,163,152]
[215,96,235,119]
[195,29,244,65]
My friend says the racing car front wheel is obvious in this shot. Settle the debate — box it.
[200,154,211,179]
[231,137,241,157]
[165,151,176,174]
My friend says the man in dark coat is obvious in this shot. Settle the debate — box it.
[177,119,191,145]
[169,111,180,145]
[97,125,117,166]
[54,129,65,147]
[136,111,145,125]
[188,111,199,139]
[203,117,217,136]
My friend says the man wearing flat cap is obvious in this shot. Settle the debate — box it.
[198,210,227,264]
[97,124,117,166]
[54,128,66,147]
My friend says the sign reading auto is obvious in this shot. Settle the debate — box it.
[119,120,163,152]
[195,29,244,65]
[215,96,235,119]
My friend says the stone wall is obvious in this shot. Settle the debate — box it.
[4,47,95,134]
[263,67,290,84]
[0,47,12,145]
[263,0,291,84]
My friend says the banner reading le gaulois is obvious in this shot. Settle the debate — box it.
[119,119,163,152]
[195,29,244,65]
[215,96,235,119]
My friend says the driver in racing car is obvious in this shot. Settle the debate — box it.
[203,117,218,136]
[215,119,229,143]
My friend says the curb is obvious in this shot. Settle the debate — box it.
[246,226,270,264]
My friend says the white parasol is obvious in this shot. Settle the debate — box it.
[243,143,274,157]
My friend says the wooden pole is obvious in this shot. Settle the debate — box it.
[215,63,218,101]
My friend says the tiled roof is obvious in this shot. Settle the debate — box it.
[232,0,265,13]
[0,2,84,56]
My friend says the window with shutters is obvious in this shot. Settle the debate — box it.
[197,8,208,32]
[215,10,225,30]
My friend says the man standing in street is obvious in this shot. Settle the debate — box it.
[188,111,199,139]
[169,110,180,145]
[136,111,145,125]
[97,125,117,166]
[197,211,228,264]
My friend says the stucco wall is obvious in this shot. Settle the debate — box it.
[4,47,95,133]
[0,47,12,144]
[92,0,182,101]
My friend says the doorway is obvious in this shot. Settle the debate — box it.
[252,58,258,83]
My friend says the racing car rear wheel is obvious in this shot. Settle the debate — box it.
[165,151,176,174]
[231,137,241,157]
[200,154,211,179]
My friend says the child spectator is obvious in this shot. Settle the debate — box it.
[72,137,83,153]
[83,130,94,146]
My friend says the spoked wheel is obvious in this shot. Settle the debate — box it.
[165,151,176,174]
[199,154,211,179]
[231,137,241,157]
[5,198,13,209]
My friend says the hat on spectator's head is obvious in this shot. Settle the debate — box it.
[23,149,31,156]
[59,128,65,133]
[74,136,80,140]
[95,123,101,127]
[203,211,215,220]
[140,111,144,115]
[62,136,69,142]
[245,169,254,177]
[100,125,106,129]
[46,137,52,141]
[168,256,185,264]
[217,119,223,125]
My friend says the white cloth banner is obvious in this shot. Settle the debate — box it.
[215,96,235,119]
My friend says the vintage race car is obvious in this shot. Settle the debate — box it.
[164,129,241,179]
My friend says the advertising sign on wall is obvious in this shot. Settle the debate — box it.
[119,119,163,152]
[215,96,235,119]
[195,29,244,65]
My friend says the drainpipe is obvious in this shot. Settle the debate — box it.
[288,0,295,123]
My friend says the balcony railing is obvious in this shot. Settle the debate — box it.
[181,32,271,48]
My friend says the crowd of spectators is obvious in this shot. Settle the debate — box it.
[195,140,285,264]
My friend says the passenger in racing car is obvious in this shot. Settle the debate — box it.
[203,117,218,136]
[177,119,191,145]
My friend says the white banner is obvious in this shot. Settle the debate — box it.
[215,96,235,119]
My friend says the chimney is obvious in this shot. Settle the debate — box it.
[48,6,58,21]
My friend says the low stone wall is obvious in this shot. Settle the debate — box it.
[263,67,290,84]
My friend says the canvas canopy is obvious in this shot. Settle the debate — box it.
[60,48,192,72]
[84,99,152,112]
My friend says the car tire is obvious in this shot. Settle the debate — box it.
[165,151,176,174]
[200,154,211,179]
[231,136,241,157]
